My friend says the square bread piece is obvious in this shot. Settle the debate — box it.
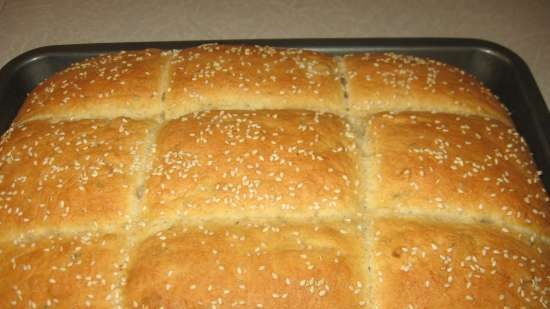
[0,232,126,309]
[143,110,361,222]
[165,44,344,119]
[0,118,154,237]
[371,218,550,309]
[125,221,368,309]
[343,53,512,125]
[15,49,167,122]
[364,112,549,235]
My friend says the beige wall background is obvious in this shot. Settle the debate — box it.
[0,0,549,109]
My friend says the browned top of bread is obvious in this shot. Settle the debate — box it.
[165,44,344,119]
[143,110,361,223]
[363,112,549,236]
[344,53,512,124]
[16,49,167,122]
[0,118,154,238]
[371,217,549,309]
[0,44,548,308]
[0,232,125,309]
[126,220,368,309]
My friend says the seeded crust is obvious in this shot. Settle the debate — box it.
[363,112,550,236]
[125,220,369,309]
[0,118,154,238]
[0,232,126,309]
[343,53,512,125]
[371,217,550,309]
[15,49,168,123]
[143,110,361,223]
[165,44,344,119]
[0,44,548,309]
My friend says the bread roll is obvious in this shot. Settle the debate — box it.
[142,110,361,224]
[126,220,368,309]
[363,111,549,236]
[343,53,512,124]
[0,232,126,309]
[165,44,344,119]
[371,217,549,309]
[0,118,155,239]
[0,44,547,308]
[16,49,168,122]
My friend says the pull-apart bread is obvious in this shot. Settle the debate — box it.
[0,44,548,309]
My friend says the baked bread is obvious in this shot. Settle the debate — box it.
[0,44,548,309]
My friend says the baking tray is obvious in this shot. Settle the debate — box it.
[0,38,548,189]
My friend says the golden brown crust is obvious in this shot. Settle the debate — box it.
[0,232,126,309]
[125,221,368,309]
[15,49,167,122]
[165,44,344,119]
[0,118,154,237]
[0,45,548,307]
[372,217,550,309]
[364,112,549,235]
[344,53,512,124]
[143,110,361,223]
